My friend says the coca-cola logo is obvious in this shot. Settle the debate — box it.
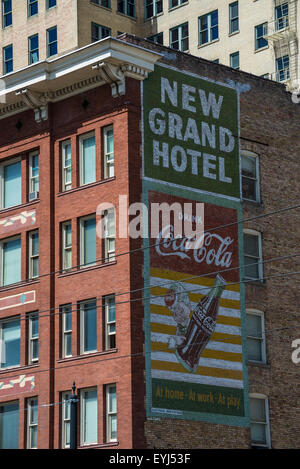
[203,316,216,334]
[155,224,234,268]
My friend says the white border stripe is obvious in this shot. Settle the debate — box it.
[152,369,244,389]
[151,351,243,370]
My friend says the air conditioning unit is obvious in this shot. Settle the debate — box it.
[29,191,39,201]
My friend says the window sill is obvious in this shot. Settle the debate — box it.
[144,11,164,22]
[247,361,270,369]
[169,2,189,13]
[0,199,40,216]
[0,278,40,293]
[116,11,136,21]
[244,279,266,287]
[57,177,115,197]
[57,260,116,278]
[0,363,39,375]
[229,30,240,37]
[79,441,119,449]
[89,1,111,12]
[198,38,220,49]
[242,198,263,208]
[57,348,118,364]
[254,45,269,54]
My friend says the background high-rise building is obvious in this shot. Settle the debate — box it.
[0,1,299,91]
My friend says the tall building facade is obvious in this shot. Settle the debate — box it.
[0,1,299,92]
[0,32,299,449]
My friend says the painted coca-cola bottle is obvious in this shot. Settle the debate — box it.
[175,274,226,373]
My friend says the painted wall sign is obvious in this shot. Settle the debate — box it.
[0,210,36,235]
[143,65,240,199]
[0,290,36,311]
[144,189,248,425]
[0,374,35,397]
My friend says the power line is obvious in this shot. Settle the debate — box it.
[1,266,300,386]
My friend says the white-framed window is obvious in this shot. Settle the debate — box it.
[28,230,39,279]
[250,394,271,448]
[103,209,115,262]
[47,25,57,57]
[80,215,96,267]
[145,0,163,18]
[91,0,110,7]
[28,0,38,17]
[255,23,268,50]
[230,51,240,69]
[62,221,72,271]
[169,0,187,9]
[26,397,38,449]
[0,157,22,209]
[0,236,21,286]
[0,401,19,449]
[199,10,218,45]
[276,55,290,82]
[0,317,20,369]
[79,132,96,186]
[61,391,71,448]
[91,22,111,42]
[80,388,98,446]
[147,32,163,45]
[229,1,239,34]
[28,34,39,65]
[61,304,72,358]
[105,295,116,350]
[61,139,72,191]
[28,312,39,364]
[103,126,114,179]
[2,0,12,28]
[79,299,97,354]
[46,0,56,8]
[170,22,189,51]
[243,229,263,281]
[246,310,266,363]
[3,44,13,74]
[106,384,117,442]
[275,2,289,31]
[241,150,260,202]
[117,0,135,18]
[29,151,39,199]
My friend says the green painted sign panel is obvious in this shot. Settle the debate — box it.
[143,65,240,199]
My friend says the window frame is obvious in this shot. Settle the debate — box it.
[61,304,72,358]
[62,221,72,272]
[0,156,22,209]
[91,22,111,42]
[46,0,56,9]
[106,384,117,442]
[103,125,114,179]
[0,235,21,287]
[61,139,72,192]
[29,151,39,197]
[147,32,163,45]
[28,312,39,365]
[28,33,39,65]
[275,2,289,31]
[103,209,115,262]
[2,43,13,75]
[61,391,71,448]
[241,150,260,203]
[26,397,38,449]
[243,229,263,282]
[255,23,268,51]
[79,214,97,268]
[79,299,97,355]
[169,0,187,9]
[198,10,218,46]
[249,394,271,448]
[46,25,58,57]
[2,0,12,28]
[169,22,189,52]
[80,387,98,446]
[117,0,136,18]
[145,0,163,19]
[230,51,240,69]
[28,230,39,279]
[229,1,239,35]
[246,309,266,364]
[104,295,116,350]
[79,132,96,187]
[28,0,38,17]
[276,55,290,82]
[0,400,19,449]
[0,316,21,370]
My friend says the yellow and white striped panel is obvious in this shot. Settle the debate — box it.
[149,268,244,389]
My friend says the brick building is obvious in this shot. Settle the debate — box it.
[0,35,299,449]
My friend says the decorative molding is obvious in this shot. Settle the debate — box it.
[15,89,49,123]
[92,62,126,97]
[0,290,36,311]
[0,374,35,396]
[0,209,36,235]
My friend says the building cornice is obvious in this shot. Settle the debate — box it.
[0,37,162,121]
